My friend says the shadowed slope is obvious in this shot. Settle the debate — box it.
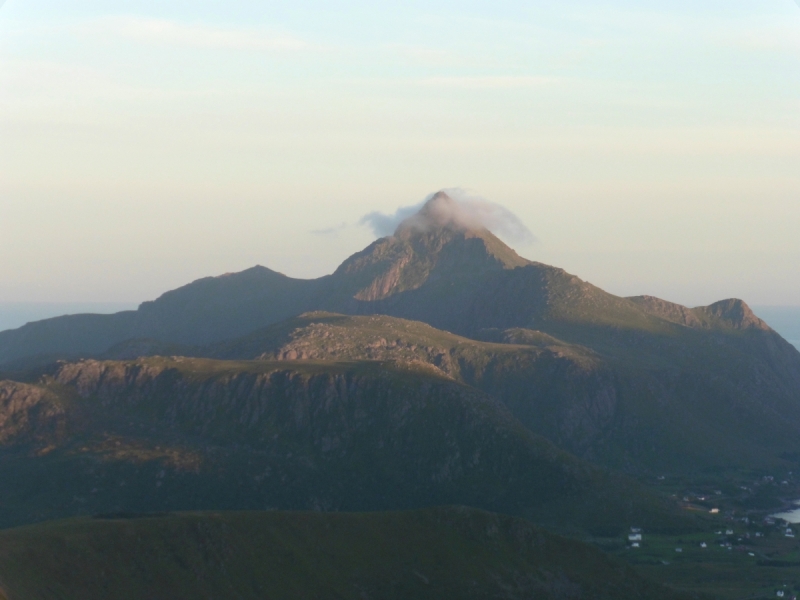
[0,508,698,600]
[0,357,691,535]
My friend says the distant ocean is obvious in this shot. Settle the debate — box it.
[753,306,800,351]
[0,302,138,333]
[0,302,798,351]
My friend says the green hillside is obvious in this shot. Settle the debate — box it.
[0,507,700,600]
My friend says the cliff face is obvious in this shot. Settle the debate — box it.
[0,381,67,446]
[0,357,682,533]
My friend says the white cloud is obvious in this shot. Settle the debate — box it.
[359,189,536,244]
[78,16,308,52]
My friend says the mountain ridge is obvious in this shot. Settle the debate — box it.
[0,191,783,365]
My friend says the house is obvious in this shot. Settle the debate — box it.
[776,591,784,598]
[675,548,683,553]
[710,508,720,514]
[726,529,734,535]
[628,533,642,542]
[631,542,640,548]
[700,542,707,548]
[785,528,795,538]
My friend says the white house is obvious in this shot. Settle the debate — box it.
[628,533,642,542]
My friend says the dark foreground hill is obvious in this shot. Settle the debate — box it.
[0,357,689,534]
[0,507,700,600]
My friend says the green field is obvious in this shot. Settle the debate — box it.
[0,507,699,600]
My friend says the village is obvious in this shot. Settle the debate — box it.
[595,471,800,598]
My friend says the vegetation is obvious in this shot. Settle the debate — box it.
[0,507,701,600]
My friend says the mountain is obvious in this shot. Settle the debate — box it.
[0,192,790,362]
[0,507,699,600]
[1,190,799,477]
[0,357,687,535]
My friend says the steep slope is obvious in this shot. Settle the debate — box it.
[0,508,698,600]
[0,357,688,534]
[205,312,800,473]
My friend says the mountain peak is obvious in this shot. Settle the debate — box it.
[331,192,530,302]
[395,190,482,237]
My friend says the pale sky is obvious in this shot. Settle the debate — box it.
[1,1,799,307]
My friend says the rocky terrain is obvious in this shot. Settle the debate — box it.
[0,357,688,535]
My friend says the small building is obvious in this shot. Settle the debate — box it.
[700,542,707,548]
[776,591,784,598]
[675,548,683,553]
[710,508,720,514]
[726,529,734,535]
[628,533,642,542]
[785,528,795,538]
[631,542,640,548]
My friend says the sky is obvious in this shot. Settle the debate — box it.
[1,1,799,307]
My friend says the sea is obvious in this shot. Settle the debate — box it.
[773,505,800,524]
[0,302,139,333]
[753,306,800,351]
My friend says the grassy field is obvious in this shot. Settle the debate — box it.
[0,507,699,600]
[608,527,800,599]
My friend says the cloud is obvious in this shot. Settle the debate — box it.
[79,16,307,52]
[359,189,535,244]
[311,222,350,236]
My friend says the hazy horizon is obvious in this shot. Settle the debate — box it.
[1,1,798,307]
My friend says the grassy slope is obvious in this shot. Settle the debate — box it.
[0,507,700,600]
